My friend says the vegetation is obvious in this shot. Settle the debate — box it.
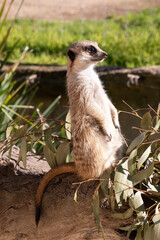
[0,1,160,239]
[0,0,62,148]
[0,7,160,67]
[2,104,160,239]
[70,104,160,240]
[113,105,160,239]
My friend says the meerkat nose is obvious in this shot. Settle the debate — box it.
[103,51,108,58]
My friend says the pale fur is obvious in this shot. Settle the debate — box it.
[67,40,124,179]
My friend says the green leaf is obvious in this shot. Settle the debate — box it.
[153,203,160,224]
[92,190,106,239]
[147,190,160,198]
[127,222,141,238]
[74,184,81,203]
[148,133,160,142]
[141,112,152,130]
[114,158,134,206]
[153,214,160,224]
[111,208,133,220]
[45,128,56,153]
[66,151,74,163]
[126,132,146,154]
[119,225,132,231]
[12,125,28,142]
[93,189,101,230]
[1,107,13,122]
[65,111,71,140]
[137,145,151,170]
[8,104,34,109]
[6,125,13,138]
[100,171,111,196]
[43,144,56,168]
[135,226,143,240]
[128,149,137,175]
[42,95,61,118]
[61,126,66,138]
[2,104,36,127]
[20,137,27,168]
[154,119,160,131]
[133,191,146,213]
[56,142,70,165]
[143,223,160,240]
[0,0,7,19]
[132,162,154,186]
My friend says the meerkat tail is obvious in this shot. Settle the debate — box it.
[35,162,76,226]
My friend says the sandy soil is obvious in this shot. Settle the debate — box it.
[2,0,160,20]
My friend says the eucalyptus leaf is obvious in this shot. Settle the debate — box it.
[148,133,160,142]
[111,208,133,220]
[119,225,132,231]
[100,171,112,196]
[6,125,13,138]
[127,222,141,238]
[152,214,160,224]
[45,128,56,153]
[128,149,137,175]
[20,137,27,168]
[137,145,151,170]
[141,112,152,130]
[65,111,71,140]
[127,132,146,154]
[114,158,134,206]
[43,144,56,168]
[133,191,145,213]
[74,189,78,203]
[93,189,100,229]
[56,142,70,165]
[61,126,66,138]
[12,125,28,142]
[144,223,160,240]
[132,162,154,186]
[66,151,74,163]
[135,226,143,240]
[152,203,160,224]
[154,119,160,130]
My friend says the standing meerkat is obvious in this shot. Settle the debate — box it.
[35,40,124,225]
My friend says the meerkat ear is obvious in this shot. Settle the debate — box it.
[67,50,76,61]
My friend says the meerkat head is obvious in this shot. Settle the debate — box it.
[67,40,108,70]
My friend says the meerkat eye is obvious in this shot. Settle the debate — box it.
[85,45,97,54]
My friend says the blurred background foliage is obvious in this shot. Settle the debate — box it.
[0,7,160,67]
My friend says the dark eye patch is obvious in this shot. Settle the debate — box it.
[67,50,76,61]
[84,45,97,54]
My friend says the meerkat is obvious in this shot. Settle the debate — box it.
[35,40,124,225]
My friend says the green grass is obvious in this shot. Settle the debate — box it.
[1,7,160,67]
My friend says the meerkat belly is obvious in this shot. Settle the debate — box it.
[94,84,110,114]
[73,127,111,179]
[94,84,116,131]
